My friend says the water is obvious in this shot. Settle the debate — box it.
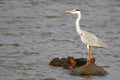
[0,0,120,80]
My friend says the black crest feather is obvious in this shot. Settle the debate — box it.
[75,9,80,11]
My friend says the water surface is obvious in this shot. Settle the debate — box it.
[0,0,120,80]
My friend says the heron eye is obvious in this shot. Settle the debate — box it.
[81,33,82,36]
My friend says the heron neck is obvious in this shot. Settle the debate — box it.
[76,12,82,34]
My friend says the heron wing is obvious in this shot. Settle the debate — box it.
[80,30,107,48]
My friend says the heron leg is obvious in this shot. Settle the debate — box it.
[83,50,90,67]
[86,46,92,65]
[87,49,90,65]
[89,47,92,59]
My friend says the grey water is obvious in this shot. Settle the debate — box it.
[0,0,120,80]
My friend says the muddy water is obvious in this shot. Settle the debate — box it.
[0,0,120,80]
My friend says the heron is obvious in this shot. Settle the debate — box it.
[65,9,107,66]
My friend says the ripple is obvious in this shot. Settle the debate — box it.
[113,55,120,57]
[51,38,75,43]
[106,31,114,34]
[11,43,20,47]
[23,51,39,56]
[41,31,53,38]
[0,44,4,46]
[45,16,58,19]
[0,43,20,47]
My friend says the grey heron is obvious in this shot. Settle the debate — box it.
[65,9,107,66]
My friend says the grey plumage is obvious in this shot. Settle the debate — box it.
[80,30,107,48]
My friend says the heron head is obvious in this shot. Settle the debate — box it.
[65,9,81,14]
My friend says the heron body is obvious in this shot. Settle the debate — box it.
[65,9,107,65]
[79,30,107,48]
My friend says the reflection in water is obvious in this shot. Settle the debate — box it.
[0,0,120,80]
[83,76,93,80]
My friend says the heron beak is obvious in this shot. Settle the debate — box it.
[65,10,73,13]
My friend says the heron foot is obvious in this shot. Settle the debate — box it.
[83,64,89,67]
